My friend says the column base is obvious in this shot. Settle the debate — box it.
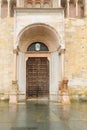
[58,90,62,103]
[9,92,18,104]
[58,78,71,104]
[17,92,26,102]
[62,93,71,105]
[9,81,18,104]
[50,93,58,102]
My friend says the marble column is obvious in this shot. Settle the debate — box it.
[0,0,2,18]
[32,0,35,7]
[67,0,70,17]
[17,0,20,7]
[53,0,58,8]
[7,0,10,17]
[60,49,65,80]
[17,0,24,7]
[76,0,79,17]
[13,49,18,82]
[21,0,24,7]
[58,0,61,7]
[84,0,87,16]
[9,49,18,104]
[41,0,44,8]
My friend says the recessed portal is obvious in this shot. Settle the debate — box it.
[26,57,49,99]
[17,23,61,102]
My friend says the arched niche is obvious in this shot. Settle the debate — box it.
[17,23,60,52]
[27,42,49,52]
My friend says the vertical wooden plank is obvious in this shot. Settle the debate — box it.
[26,57,49,98]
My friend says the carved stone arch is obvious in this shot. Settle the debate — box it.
[17,23,61,52]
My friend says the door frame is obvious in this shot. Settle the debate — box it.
[17,51,60,102]
[25,52,51,100]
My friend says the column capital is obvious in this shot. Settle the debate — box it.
[66,0,70,17]
[76,0,79,17]
[13,49,18,55]
[59,49,66,55]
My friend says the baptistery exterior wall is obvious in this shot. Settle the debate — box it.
[65,17,87,101]
[0,0,87,101]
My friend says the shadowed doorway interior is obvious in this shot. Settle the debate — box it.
[26,57,49,99]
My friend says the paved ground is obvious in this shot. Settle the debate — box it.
[0,100,87,130]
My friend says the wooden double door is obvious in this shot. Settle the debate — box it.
[26,57,49,98]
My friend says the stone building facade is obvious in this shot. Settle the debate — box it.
[0,0,87,102]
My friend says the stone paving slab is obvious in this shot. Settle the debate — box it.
[0,101,87,130]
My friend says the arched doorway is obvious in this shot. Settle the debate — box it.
[26,42,49,99]
[14,23,65,102]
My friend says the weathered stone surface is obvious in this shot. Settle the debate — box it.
[65,17,87,100]
[0,18,14,99]
[0,16,87,101]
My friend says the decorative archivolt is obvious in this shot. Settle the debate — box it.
[17,23,61,52]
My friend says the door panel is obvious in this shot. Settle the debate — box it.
[26,57,49,98]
